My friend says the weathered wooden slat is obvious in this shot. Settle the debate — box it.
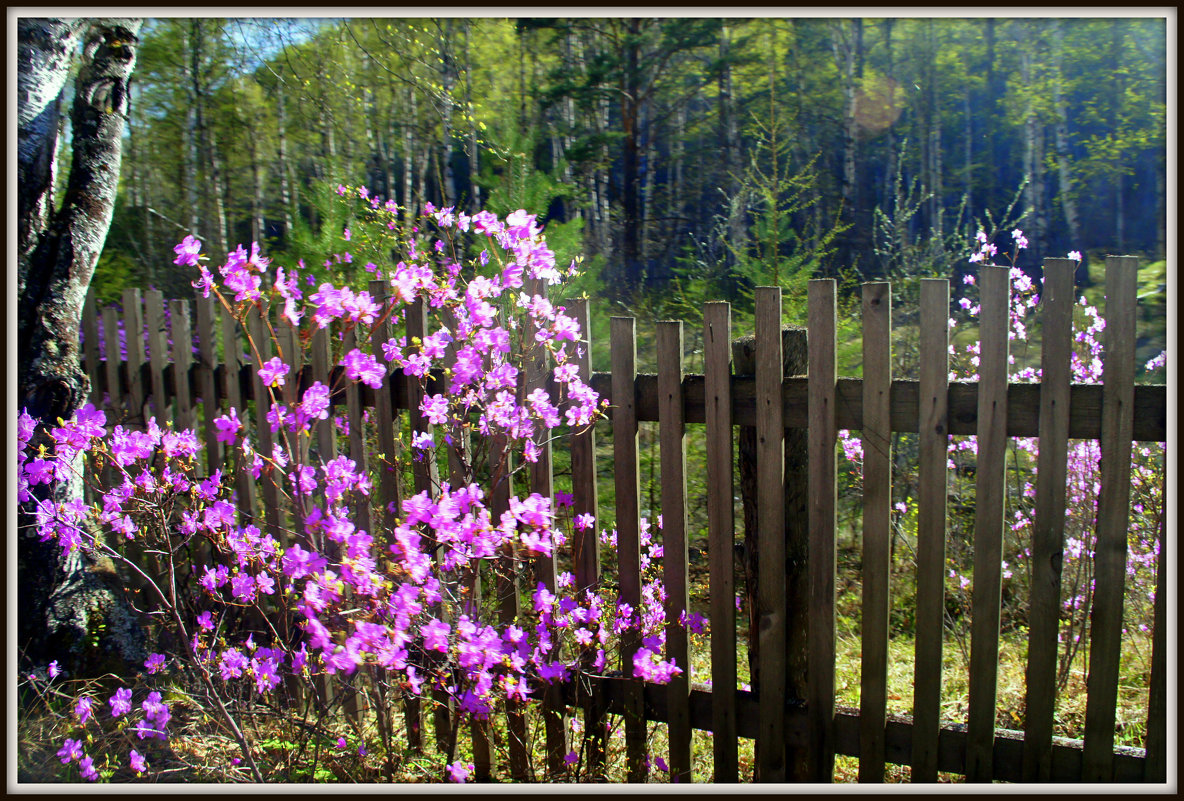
[169,299,194,432]
[102,306,123,416]
[703,301,738,782]
[490,428,528,780]
[1082,256,1139,781]
[524,279,567,780]
[246,305,282,546]
[404,297,446,751]
[657,320,692,783]
[82,293,103,407]
[753,288,787,783]
[570,298,601,594]
[221,304,256,523]
[912,279,950,782]
[368,281,401,538]
[966,265,1011,782]
[194,293,222,475]
[568,298,605,779]
[610,316,647,783]
[858,282,892,782]
[1022,259,1076,781]
[807,279,838,782]
[1143,511,1166,783]
[560,678,1149,783]
[342,325,371,730]
[121,288,147,424]
[585,375,1166,442]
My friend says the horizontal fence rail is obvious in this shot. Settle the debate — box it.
[78,254,1168,784]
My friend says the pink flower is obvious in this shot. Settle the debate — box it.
[341,348,385,389]
[258,357,290,388]
[447,761,474,783]
[173,235,203,267]
[74,696,94,724]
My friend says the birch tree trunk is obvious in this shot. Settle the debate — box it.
[276,80,295,238]
[18,16,147,676]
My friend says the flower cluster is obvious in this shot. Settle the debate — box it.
[22,192,688,783]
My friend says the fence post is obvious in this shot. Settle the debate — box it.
[704,302,738,782]
[912,279,950,782]
[169,299,194,432]
[610,316,647,782]
[569,298,605,779]
[806,279,838,782]
[102,306,123,416]
[122,288,147,425]
[1022,259,1076,781]
[858,282,892,782]
[1082,256,1138,781]
[733,323,810,781]
[657,320,692,782]
[82,292,103,408]
[966,266,1011,782]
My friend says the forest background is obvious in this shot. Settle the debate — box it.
[83,14,1168,359]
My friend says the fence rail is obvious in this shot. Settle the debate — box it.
[80,255,1168,783]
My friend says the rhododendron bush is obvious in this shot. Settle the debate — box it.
[18,188,686,783]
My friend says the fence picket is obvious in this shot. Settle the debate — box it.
[195,293,222,476]
[404,298,439,752]
[342,326,370,729]
[1082,256,1138,781]
[222,305,256,522]
[569,298,605,778]
[703,301,738,782]
[368,281,401,534]
[610,316,647,782]
[366,281,403,780]
[1143,512,1167,783]
[912,279,950,782]
[807,279,838,782]
[1022,259,1076,780]
[102,307,123,416]
[657,320,692,782]
[169,300,194,432]
[122,288,147,424]
[858,282,892,782]
[966,265,1011,782]
[524,277,567,779]
[246,305,282,545]
[82,293,103,408]
[753,288,787,782]
[492,427,529,779]
[307,325,337,715]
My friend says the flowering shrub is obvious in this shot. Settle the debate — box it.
[19,190,686,782]
[838,231,1165,687]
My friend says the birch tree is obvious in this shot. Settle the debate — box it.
[17,16,147,675]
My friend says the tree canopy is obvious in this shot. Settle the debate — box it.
[96,16,1167,309]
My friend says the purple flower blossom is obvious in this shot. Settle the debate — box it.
[129,749,147,773]
[109,686,133,717]
[258,357,290,388]
[145,653,166,674]
[447,761,474,783]
[173,235,203,267]
[341,348,385,388]
[74,696,94,724]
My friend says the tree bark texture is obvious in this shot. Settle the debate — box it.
[18,16,147,676]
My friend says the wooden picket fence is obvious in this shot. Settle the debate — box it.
[80,257,1168,783]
